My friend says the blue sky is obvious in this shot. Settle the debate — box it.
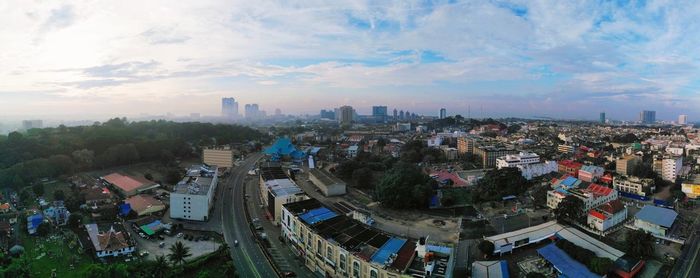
[0,0,699,121]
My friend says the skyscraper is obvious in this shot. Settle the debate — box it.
[320,109,335,119]
[372,106,388,122]
[599,112,605,124]
[245,104,260,119]
[393,108,398,120]
[339,106,354,124]
[221,97,238,119]
[679,114,688,125]
[439,108,447,119]
[399,110,405,120]
[640,110,656,124]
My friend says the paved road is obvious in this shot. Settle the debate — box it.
[220,153,278,278]
[670,214,700,278]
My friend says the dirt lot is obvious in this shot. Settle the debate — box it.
[133,232,221,261]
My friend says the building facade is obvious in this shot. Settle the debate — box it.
[578,165,604,183]
[661,156,682,182]
[340,106,354,125]
[221,97,239,119]
[495,152,540,169]
[587,199,628,232]
[170,165,218,221]
[202,146,235,168]
[616,155,642,176]
[613,176,654,196]
[474,146,517,168]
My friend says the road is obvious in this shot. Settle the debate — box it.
[220,153,278,278]
[670,214,700,278]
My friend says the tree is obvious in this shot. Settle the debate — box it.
[144,173,154,181]
[72,149,95,170]
[374,162,434,209]
[165,168,184,185]
[474,168,530,201]
[36,222,50,236]
[0,256,30,278]
[352,168,373,188]
[477,240,495,258]
[625,229,654,259]
[53,189,65,201]
[589,257,614,275]
[82,264,108,278]
[531,186,548,208]
[32,183,44,196]
[152,255,170,278]
[68,213,82,228]
[168,241,192,265]
[553,196,584,223]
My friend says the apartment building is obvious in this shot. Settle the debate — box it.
[547,183,618,211]
[661,156,682,183]
[616,155,641,176]
[518,161,558,180]
[170,165,218,221]
[281,199,454,278]
[578,165,604,183]
[474,146,517,168]
[558,160,583,177]
[613,176,654,197]
[495,152,540,169]
[202,146,236,168]
[457,137,478,155]
[587,199,628,232]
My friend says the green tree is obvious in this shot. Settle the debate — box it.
[351,168,373,188]
[53,189,65,201]
[625,229,654,259]
[589,257,614,275]
[36,222,50,236]
[82,264,108,278]
[68,213,82,228]
[152,255,170,278]
[477,240,495,258]
[168,241,192,265]
[474,168,530,201]
[0,256,30,278]
[32,183,44,196]
[553,196,584,223]
[374,162,434,209]
[144,173,154,181]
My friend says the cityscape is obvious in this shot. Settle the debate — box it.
[2,1,700,278]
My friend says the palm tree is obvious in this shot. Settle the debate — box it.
[153,255,170,278]
[167,241,192,265]
[626,230,655,259]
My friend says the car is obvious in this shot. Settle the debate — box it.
[234,240,239,247]
[159,242,165,248]
[176,232,184,238]
[283,271,297,277]
[140,251,149,257]
[138,232,147,239]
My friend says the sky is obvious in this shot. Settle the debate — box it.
[1,0,699,121]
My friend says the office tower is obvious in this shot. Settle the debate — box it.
[320,109,335,120]
[399,110,405,120]
[393,109,398,120]
[440,108,447,119]
[639,110,656,124]
[339,106,354,124]
[679,114,688,125]
[599,112,606,124]
[245,104,260,119]
[221,97,238,119]
[372,106,388,122]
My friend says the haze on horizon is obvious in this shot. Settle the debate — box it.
[1,0,699,121]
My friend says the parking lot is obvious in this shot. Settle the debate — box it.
[133,231,221,261]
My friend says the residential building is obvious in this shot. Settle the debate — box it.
[613,176,655,196]
[244,103,260,119]
[441,147,459,161]
[427,136,444,148]
[202,146,236,168]
[221,97,238,119]
[578,165,604,182]
[640,110,656,124]
[170,165,218,221]
[84,187,114,211]
[557,144,576,154]
[339,106,354,125]
[587,199,628,232]
[474,146,517,168]
[101,173,160,197]
[281,199,455,278]
[439,108,447,119]
[21,120,43,130]
[309,168,347,196]
[320,109,336,120]
[495,152,540,169]
[392,108,398,120]
[84,223,135,258]
[43,201,70,226]
[678,114,688,125]
[661,156,682,182]
[558,160,583,177]
[27,213,43,235]
[346,145,359,158]
[518,161,558,180]
[633,205,677,236]
[681,175,700,199]
[259,167,308,225]
[372,106,388,122]
[125,194,166,216]
[547,183,618,211]
[600,112,606,124]
[457,137,477,155]
[616,155,642,176]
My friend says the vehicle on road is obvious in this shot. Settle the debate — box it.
[139,251,149,257]
[176,232,184,238]
[234,240,239,246]
[283,271,297,277]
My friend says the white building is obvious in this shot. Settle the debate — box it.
[427,136,444,148]
[662,156,683,182]
[587,199,628,233]
[170,165,218,221]
[85,223,135,258]
[634,205,678,236]
[613,175,654,196]
[666,147,684,156]
[259,167,308,225]
[678,114,688,125]
[547,183,618,211]
[517,161,558,180]
[496,152,540,169]
[346,145,359,158]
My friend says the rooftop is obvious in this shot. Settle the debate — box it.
[635,205,678,228]
[309,168,345,186]
[173,165,218,195]
[260,167,289,181]
[102,173,155,193]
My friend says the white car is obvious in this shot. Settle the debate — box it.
[176,232,184,238]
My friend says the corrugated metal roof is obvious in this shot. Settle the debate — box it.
[635,205,677,228]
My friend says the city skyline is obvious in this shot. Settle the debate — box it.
[1,1,700,121]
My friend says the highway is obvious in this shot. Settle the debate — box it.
[220,153,278,278]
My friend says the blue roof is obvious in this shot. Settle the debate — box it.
[119,203,132,216]
[561,176,578,187]
[28,214,43,228]
[371,237,407,264]
[537,244,600,278]
[264,138,306,160]
[427,244,452,254]
[635,205,677,228]
[299,207,338,225]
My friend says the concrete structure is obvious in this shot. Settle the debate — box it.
[557,144,575,154]
[613,176,654,196]
[471,261,508,278]
[346,145,359,158]
[244,103,260,119]
[587,199,628,232]
[101,173,160,197]
[125,194,166,216]
[84,223,135,258]
[427,136,443,148]
[202,146,235,168]
[372,106,388,122]
[281,199,455,278]
[259,167,308,225]
[495,151,540,169]
[678,114,688,125]
[681,175,700,199]
[547,183,618,211]
[616,155,642,176]
[518,161,558,180]
[22,119,43,130]
[633,205,677,236]
[441,147,459,161]
[339,106,354,125]
[439,108,447,119]
[474,146,517,168]
[309,168,347,196]
[661,156,682,182]
[170,165,218,221]
[221,97,239,119]
[640,110,656,124]
[578,165,604,182]
[558,160,583,177]
[600,112,606,124]
[457,137,477,155]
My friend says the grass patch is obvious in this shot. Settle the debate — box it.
[19,230,94,277]
[440,188,473,207]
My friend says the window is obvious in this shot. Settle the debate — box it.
[339,254,346,272]
[326,246,333,260]
[352,261,360,278]
[370,269,378,278]
[317,240,323,254]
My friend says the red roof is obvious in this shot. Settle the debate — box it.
[587,183,614,197]
[125,194,165,215]
[599,199,625,214]
[103,173,152,193]
[559,160,583,169]
[430,170,467,187]
[589,210,607,220]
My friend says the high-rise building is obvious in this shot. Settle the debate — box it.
[599,112,605,124]
[639,110,656,124]
[399,110,405,120]
[372,106,388,122]
[440,108,447,119]
[244,104,260,119]
[320,109,335,120]
[393,108,398,120]
[339,106,354,124]
[679,114,688,125]
[22,120,43,130]
[221,97,238,119]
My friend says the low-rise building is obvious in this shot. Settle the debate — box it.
[558,160,583,177]
[547,183,618,211]
[84,223,135,258]
[613,176,654,197]
[125,194,166,216]
[471,261,509,278]
[587,199,627,232]
[84,187,114,211]
[202,146,236,168]
[495,151,540,169]
[557,144,576,154]
[170,165,218,221]
[101,173,160,197]
[633,205,677,236]
[441,147,459,161]
[259,167,308,225]
[578,165,604,183]
[517,161,558,180]
[309,168,347,196]
[347,145,359,158]
[474,146,517,168]
[681,175,700,199]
